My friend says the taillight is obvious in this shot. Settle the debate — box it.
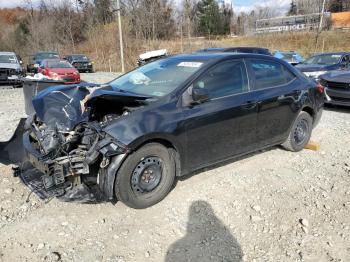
[316,84,325,94]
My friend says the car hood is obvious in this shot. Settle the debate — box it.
[296,64,334,72]
[0,63,21,70]
[48,68,78,74]
[320,70,350,83]
[32,83,150,131]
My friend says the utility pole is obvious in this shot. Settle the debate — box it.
[318,0,326,32]
[315,0,326,53]
[116,0,125,73]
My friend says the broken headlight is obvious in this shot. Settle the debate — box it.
[98,135,129,157]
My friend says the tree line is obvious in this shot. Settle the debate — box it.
[0,0,348,70]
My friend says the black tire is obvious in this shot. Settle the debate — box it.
[115,143,176,209]
[282,111,313,152]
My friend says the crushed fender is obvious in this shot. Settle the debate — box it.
[1,83,148,202]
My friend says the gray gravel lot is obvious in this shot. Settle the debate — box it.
[0,72,350,261]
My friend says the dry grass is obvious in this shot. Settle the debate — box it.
[70,28,350,72]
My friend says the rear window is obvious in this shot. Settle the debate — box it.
[47,61,73,68]
[36,53,59,60]
[250,59,296,90]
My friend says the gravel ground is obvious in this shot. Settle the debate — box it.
[0,73,350,262]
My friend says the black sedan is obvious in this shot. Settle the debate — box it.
[195,47,272,56]
[6,53,324,209]
[320,70,350,106]
[64,54,94,73]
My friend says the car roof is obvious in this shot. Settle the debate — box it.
[0,51,17,55]
[196,47,269,52]
[41,59,67,63]
[314,52,348,56]
[68,54,88,56]
[170,52,278,62]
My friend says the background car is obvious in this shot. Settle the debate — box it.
[20,53,324,209]
[137,49,168,66]
[320,70,350,106]
[296,52,350,80]
[0,51,24,88]
[64,54,94,73]
[274,50,304,65]
[195,47,272,56]
[27,51,60,73]
[38,59,80,84]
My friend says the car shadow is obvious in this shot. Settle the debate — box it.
[324,104,350,113]
[165,200,243,262]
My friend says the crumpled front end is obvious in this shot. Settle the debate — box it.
[15,84,149,202]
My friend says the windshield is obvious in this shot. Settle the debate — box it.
[0,55,17,64]
[282,53,296,60]
[303,54,342,65]
[109,58,207,97]
[47,61,73,68]
[36,53,59,60]
[72,55,89,61]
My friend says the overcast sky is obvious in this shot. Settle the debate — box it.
[0,0,290,14]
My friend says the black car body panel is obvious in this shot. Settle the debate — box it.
[320,70,350,106]
[296,52,350,80]
[195,47,272,56]
[12,53,324,202]
[65,54,93,72]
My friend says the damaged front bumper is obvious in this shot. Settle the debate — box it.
[20,120,129,203]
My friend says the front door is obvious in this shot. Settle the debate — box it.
[182,59,259,170]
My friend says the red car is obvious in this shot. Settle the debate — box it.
[38,59,80,84]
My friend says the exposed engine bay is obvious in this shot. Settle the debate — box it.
[7,84,149,202]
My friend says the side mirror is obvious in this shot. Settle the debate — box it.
[340,60,349,68]
[192,87,210,104]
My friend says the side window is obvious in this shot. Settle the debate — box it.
[193,60,248,99]
[249,59,296,90]
[342,55,349,64]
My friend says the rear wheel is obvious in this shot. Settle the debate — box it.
[114,143,175,209]
[282,111,313,152]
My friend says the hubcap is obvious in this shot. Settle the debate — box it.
[131,157,163,194]
[294,119,308,145]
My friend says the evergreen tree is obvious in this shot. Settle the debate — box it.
[287,0,297,16]
[197,0,221,35]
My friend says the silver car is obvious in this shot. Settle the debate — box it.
[0,51,24,87]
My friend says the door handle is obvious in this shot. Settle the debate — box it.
[241,101,257,109]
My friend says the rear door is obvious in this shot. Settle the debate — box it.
[182,59,259,170]
[246,58,302,146]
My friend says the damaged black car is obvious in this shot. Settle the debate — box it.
[1,53,324,209]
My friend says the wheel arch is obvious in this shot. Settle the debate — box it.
[102,136,183,201]
[301,105,315,122]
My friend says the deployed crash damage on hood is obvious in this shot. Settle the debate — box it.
[5,83,150,202]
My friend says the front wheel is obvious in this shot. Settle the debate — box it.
[282,111,313,152]
[114,143,176,209]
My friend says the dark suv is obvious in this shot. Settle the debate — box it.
[64,54,94,73]
[9,53,324,209]
[27,51,60,73]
